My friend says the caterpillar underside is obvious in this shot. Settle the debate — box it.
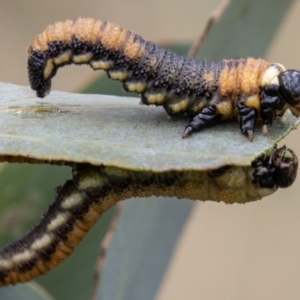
[0,145,297,286]
[27,17,300,141]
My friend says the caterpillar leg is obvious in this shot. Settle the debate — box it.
[182,105,221,138]
[260,85,285,135]
[236,102,257,141]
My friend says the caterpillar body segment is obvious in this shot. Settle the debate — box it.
[0,145,297,286]
[28,18,300,140]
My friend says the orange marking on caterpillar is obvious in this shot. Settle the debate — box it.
[73,18,96,43]
[124,34,144,60]
[100,21,123,50]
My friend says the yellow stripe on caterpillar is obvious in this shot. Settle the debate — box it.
[124,81,147,93]
[47,212,71,231]
[90,60,113,70]
[61,191,84,209]
[72,53,93,64]
[30,234,54,251]
[11,250,34,264]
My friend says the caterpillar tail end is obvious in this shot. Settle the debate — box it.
[35,80,51,98]
[27,51,52,98]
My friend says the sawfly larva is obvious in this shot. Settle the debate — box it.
[27,18,300,140]
[0,145,297,286]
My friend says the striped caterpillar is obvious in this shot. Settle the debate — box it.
[0,145,297,286]
[28,18,300,141]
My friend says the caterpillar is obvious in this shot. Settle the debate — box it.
[27,18,300,141]
[0,145,297,286]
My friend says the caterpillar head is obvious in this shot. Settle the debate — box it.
[278,70,300,117]
[261,64,300,117]
[252,145,298,189]
[272,145,298,188]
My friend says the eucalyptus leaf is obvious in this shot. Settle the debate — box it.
[0,82,298,170]
[96,198,192,300]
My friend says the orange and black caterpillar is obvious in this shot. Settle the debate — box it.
[28,18,300,140]
[0,145,297,286]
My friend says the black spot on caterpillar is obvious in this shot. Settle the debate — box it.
[0,145,297,286]
[27,18,300,140]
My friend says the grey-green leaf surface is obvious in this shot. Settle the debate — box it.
[0,282,54,300]
[0,82,298,170]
